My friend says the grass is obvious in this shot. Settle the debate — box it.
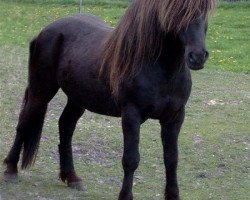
[0,1,249,200]
[207,3,250,73]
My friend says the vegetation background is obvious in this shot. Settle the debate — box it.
[0,0,249,199]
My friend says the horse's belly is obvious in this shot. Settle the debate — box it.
[82,95,121,117]
[64,88,121,117]
[59,76,121,117]
[57,59,121,116]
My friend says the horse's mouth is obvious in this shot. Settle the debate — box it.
[187,62,205,70]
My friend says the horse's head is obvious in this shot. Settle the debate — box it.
[179,17,209,70]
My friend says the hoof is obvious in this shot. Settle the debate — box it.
[68,181,86,191]
[3,172,19,183]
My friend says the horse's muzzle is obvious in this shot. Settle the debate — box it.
[187,50,209,70]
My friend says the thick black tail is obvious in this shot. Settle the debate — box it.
[20,34,63,169]
[20,89,47,169]
[4,31,63,170]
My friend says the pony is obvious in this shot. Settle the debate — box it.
[3,0,216,199]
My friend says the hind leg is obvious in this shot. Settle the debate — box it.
[4,84,58,182]
[4,90,50,182]
[4,33,63,182]
[58,99,85,190]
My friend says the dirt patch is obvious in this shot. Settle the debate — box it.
[73,134,122,166]
[205,98,246,106]
[194,135,203,144]
[96,176,122,187]
[49,133,122,167]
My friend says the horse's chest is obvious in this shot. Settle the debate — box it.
[148,93,187,120]
[138,76,192,120]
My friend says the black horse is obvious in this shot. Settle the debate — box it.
[4,0,216,199]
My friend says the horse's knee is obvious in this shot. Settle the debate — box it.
[122,153,140,172]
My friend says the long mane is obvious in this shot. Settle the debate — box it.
[100,0,216,96]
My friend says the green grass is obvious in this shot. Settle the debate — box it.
[207,3,250,73]
[0,1,249,200]
[0,1,127,46]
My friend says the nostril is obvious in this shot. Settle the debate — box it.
[188,51,208,64]
[188,52,196,63]
[204,51,209,59]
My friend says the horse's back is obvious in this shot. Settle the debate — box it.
[35,14,111,48]
[43,13,112,33]
[32,13,111,66]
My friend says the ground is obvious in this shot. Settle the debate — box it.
[0,1,249,200]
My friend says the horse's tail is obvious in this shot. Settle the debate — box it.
[20,89,42,169]
[20,33,63,169]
